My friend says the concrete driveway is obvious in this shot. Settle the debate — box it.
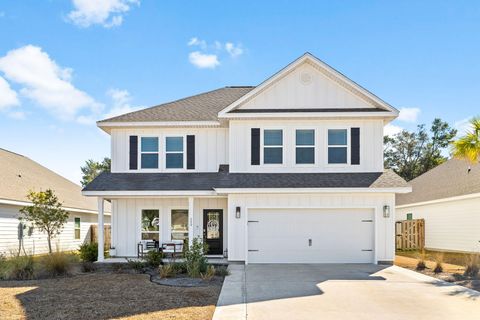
[213,264,480,320]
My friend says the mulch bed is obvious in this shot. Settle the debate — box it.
[0,271,222,320]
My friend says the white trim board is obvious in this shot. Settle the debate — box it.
[0,198,111,215]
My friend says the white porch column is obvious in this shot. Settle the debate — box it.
[188,196,194,247]
[97,197,104,262]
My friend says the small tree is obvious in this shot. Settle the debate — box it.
[20,189,69,254]
[80,158,111,187]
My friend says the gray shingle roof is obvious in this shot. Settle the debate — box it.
[83,171,407,192]
[0,148,109,212]
[99,87,255,123]
[396,158,480,206]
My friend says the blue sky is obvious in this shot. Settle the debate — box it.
[0,1,479,184]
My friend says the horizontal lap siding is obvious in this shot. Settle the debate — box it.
[396,197,480,253]
[227,193,395,262]
[0,204,110,255]
[111,128,228,173]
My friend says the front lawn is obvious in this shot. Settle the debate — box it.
[0,272,222,320]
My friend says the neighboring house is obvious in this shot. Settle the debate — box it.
[0,148,110,255]
[396,158,480,253]
[83,53,410,264]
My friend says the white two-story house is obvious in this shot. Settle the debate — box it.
[83,53,410,264]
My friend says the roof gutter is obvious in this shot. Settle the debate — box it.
[0,198,111,215]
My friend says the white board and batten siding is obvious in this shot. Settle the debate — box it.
[229,119,384,173]
[112,197,228,257]
[227,193,396,264]
[396,197,480,253]
[110,128,228,173]
[0,203,109,255]
[238,61,375,110]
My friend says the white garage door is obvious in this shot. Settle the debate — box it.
[248,208,374,263]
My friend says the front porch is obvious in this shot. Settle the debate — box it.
[98,256,229,265]
[96,196,228,262]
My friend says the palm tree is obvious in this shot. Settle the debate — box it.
[452,117,480,163]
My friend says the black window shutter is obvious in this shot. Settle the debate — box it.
[351,128,360,165]
[187,135,195,170]
[251,128,260,165]
[129,136,138,170]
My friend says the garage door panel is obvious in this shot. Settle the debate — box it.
[248,209,374,263]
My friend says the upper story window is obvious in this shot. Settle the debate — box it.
[141,137,159,169]
[296,129,315,164]
[166,136,184,169]
[263,129,283,164]
[328,129,348,164]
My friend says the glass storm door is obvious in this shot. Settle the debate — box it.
[203,209,223,255]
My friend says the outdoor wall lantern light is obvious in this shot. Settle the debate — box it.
[235,206,241,219]
[383,205,390,218]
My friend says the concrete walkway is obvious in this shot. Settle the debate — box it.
[213,264,480,320]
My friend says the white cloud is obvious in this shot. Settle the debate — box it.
[0,76,19,110]
[384,123,403,136]
[0,45,103,121]
[225,42,243,58]
[398,107,420,123]
[67,0,139,28]
[8,111,26,120]
[188,51,220,69]
[103,88,142,119]
[455,116,474,136]
[187,37,207,50]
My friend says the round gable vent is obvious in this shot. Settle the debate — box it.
[300,72,313,85]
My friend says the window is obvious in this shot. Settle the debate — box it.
[141,137,159,169]
[171,209,188,241]
[166,136,184,169]
[328,129,348,164]
[406,213,413,220]
[141,209,160,241]
[296,129,315,164]
[263,129,283,164]
[74,217,80,240]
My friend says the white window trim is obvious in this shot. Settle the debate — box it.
[164,135,186,171]
[140,208,161,241]
[74,217,81,240]
[261,128,285,167]
[295,129,316,166]
[166,206,189,242]
[138,136,160,171]
[326,128,350,166]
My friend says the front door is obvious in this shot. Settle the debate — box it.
[203,209,223,255]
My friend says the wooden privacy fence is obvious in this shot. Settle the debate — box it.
[396,219,425,250]
[90,225,111,249]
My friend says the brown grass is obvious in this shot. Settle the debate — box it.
[0,272,221,320]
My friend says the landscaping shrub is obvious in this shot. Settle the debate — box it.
[215,266,230,277]
[79,242,98,262]
[201,265,216,281]
[127,259,146,273]
[0,253,7,279]
[433,253,444,274]
[464,254,480,278]
[81,261,96,273]
[172,261,187,274]
[5,254,35,280]
[41,251,72,277]
[145,250,163,268]
[159,264,176,278]
[416,250,427,271]
[184,237,208,278]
